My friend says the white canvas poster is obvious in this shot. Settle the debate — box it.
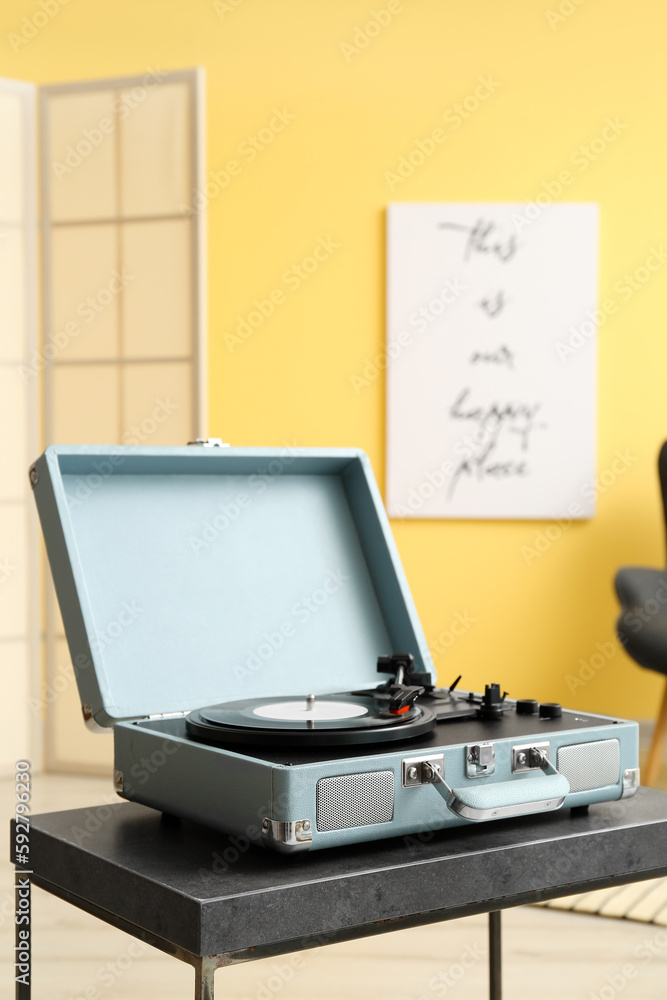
[386,202,598,520]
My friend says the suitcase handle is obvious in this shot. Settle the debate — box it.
[431,755,570,822]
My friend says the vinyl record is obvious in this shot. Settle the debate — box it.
[185,692,437,747]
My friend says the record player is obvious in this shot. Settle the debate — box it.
[30,443,640,853]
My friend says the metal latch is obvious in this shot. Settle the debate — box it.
[512,742,551,773]
[402,754,444,787]
[466,742,495,777]
[187,438,230,447]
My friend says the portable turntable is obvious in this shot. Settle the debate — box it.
[30,444,640,853]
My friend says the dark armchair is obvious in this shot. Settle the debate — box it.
[615,441,667,786]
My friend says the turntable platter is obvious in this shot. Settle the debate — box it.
[252,699,368,722]
[185,692,437,747]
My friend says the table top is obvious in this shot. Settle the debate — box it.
[16,788,667,960]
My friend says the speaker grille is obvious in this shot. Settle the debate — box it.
[557,739,620,793]
[316,771,394,832]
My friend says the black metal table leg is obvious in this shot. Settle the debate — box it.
[489,910,501,1000]
[195,956,217,1000]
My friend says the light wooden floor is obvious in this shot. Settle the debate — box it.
[3,773,667,1000]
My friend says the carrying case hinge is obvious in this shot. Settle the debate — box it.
[144,711,188,721]
[187,438,230,448]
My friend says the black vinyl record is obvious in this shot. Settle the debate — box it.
[185,692,437,747]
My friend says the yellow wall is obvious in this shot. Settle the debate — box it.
[4,0,667,718]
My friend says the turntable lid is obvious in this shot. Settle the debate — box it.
[31,445,435,727]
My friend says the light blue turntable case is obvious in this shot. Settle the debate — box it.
[30,443,639,853]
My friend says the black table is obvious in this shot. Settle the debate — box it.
[12,788,667,1000]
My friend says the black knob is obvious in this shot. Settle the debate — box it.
[540,702,562,719]
[516,699,539,715]
[478,683,505,720]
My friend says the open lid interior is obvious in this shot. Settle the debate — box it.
[33,446,435,726]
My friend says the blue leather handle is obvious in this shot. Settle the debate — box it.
[433,772,570,822]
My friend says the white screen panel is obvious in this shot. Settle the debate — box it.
[48,90,117,223]
[41,70,205,772]
[0,90,25,222]
[119,80,191,217]
[121,219,192,359]
[51,223,119,360]
[0,228,26,363]
[0,79,38,776]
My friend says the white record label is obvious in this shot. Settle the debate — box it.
[252,700,368,722]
